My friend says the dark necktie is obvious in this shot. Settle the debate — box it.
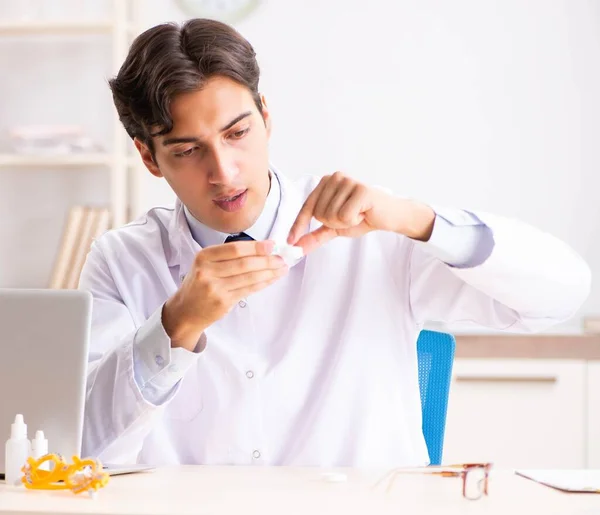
[225,232,254,243]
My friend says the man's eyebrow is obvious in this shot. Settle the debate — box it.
[220,111,252,131]
[161,111,253,147]
[162,136,200,147]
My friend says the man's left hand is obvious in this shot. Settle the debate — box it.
[287,172,436,254]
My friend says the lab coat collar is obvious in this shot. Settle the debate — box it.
[168,166,308,282]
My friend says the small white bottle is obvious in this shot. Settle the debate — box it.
[4,414,31,486]
[31,430,48,470]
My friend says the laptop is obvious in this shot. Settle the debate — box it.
[0,289,152,479]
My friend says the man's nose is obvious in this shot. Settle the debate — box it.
[207,148,238,184]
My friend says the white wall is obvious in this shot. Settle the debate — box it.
[2,0,600,332]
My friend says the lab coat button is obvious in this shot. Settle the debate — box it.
[155,355,165,366]
[239,300,247,308]
[252,450,261,459]
[246,370,254,379]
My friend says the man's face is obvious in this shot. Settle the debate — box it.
[136,75,272,234]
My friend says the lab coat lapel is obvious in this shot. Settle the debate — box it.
[169,200,201,284]
[267,170,312,268]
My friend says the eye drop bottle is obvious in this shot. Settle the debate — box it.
[4,414,31,486]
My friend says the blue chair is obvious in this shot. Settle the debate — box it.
[416,329,456,466]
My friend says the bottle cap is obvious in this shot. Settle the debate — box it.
[321,472,347,483]
[32,430,48,457]
[10,414,27,439]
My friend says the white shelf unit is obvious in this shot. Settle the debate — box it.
[0,153,111,167]
[0,0,144,228]
[0,20,114,35]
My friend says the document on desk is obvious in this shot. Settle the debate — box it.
[515,469,600,493]
[104,464,155,476]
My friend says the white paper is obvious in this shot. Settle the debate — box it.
[516,469,600,492]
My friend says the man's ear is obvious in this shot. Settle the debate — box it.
[134,138,163,178]
[260,94,272,138]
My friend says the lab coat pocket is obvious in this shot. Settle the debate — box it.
[164,371,204,422]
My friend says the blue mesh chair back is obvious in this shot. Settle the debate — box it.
[416,329,456,466]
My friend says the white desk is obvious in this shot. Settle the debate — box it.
[1,466,599,515]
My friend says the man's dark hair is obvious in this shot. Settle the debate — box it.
[108,18,263,154]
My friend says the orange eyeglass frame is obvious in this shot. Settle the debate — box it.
[21,453,109,496]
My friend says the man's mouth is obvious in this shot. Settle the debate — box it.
[217,192,244,202]
[213,189,248,212]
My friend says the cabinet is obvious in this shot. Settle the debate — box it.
[586,362,600,468]
[442,358,587,468]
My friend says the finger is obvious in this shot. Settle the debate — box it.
[223,265,289,291]
[313,177,341,221]
[294,225,338,254]
[323,179,355,223]
[337,185,368,226]
[287,177,329,244]
[229,272,287,298]
[199,240,275,263]
[213,254,286,278]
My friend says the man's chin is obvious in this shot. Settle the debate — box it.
[210,210,260,236]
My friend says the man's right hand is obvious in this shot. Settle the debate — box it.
[162,240,287,351]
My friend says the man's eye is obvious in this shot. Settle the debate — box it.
[174,147,197,158]
[231,128,250,139]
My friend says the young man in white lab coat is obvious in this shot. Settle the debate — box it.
[79,18,591,468]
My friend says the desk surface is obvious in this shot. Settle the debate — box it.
[2,466,599,515]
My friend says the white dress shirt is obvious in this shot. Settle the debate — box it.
[79,166,591,468]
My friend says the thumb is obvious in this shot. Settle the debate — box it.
[294,226,338,255]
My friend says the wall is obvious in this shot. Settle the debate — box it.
[2,0,600,333]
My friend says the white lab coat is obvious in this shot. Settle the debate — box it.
[79,171,591,468]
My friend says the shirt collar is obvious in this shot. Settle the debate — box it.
[184,168,281,248]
